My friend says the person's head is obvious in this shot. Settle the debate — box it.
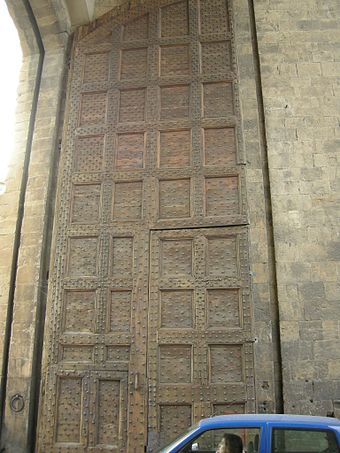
[218,433,243,453]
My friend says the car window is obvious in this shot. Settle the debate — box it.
[178,427,260,453]
[156,424,200,453]
[272,428,340,453]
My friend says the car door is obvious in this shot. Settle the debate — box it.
[268,423,340,453]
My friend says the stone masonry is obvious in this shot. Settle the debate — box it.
[254,0,340,414]
[0,1,69,450]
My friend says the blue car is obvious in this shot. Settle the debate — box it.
[156,414,340,453]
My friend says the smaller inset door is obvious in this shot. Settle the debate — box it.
[39,370,129,452]
[41,370,90,451]
[88,371,128,452]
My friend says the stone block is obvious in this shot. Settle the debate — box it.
[321,321,339,340]
[314,340,340,360]
[321,62,340,76]
[299,282,326,303]
[281,340,313,361]
[328,360,340,379]
[297,62,321,76]
[299,321,323,340]
[280,321,300,341]
[289,360,328,381]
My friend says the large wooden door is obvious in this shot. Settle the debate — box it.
[148,227,254,450]
[38,229,149,452]
[38,0,254,452]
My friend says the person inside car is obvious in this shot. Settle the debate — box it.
[216,433,243,453]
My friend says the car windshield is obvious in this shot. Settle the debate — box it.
[156,424,199,453]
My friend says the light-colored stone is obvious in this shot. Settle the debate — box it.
[255,0,340,414]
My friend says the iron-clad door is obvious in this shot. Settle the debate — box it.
[37,1,254,452]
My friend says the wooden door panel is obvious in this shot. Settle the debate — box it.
[148,228,254,450]
[38,3,153,448]
[38,0,253,452]
[39,229,149,452]
[38,370,90,451]
[88,372,128,452]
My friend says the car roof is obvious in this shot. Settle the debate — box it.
[198,414,340,429]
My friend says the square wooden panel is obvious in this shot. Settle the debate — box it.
[67,237,98,277]
[159,345,192,383]
[160,85,190,119]
[199,0,229,35]
[203,82,234,118]
[120,48,147,80]
[70,184,101,224]
[119,88,145,123]
[106,346,130,362]
[108,290,132,333]
[96,380,121,446]
[115,133,145,170]
[113,181,142,220]
[161,239,193,277]
[80,92,107,125]
[201,41,232,74]
[61,346,93,363]
[55,377,82,443]
[159,130,191,168]
[205,176,240,216]
[159,405,192,447]
[159,179,191,219]
[83,52,109,83]
[206,236,238,278]
[203,128,236,166]
[209,345,243,383]
[63,290,96,333]
[160,289,193,328]
[207,289,241,329]
[73,135,104,173]
[160,0,189,37]
[122,14,149,41]
[160,45,190,77]
[111,236,134,278]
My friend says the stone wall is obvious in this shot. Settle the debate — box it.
[234,0,282,414]
[0,1,69,450]
[0,50,39,425]
[0,0,41,437]
[254,0,340,414]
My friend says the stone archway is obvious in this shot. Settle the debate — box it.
[1,1,283,452]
